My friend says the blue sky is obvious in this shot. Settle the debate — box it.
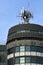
[0,0,43,44]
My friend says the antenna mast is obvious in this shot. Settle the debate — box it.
[18,4,33,24]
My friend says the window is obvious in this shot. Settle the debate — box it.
[36,46,43,53]
[40,47,43,53]
[30,46,37,52]
[36,46,40,52]
[15,46,43,53]
[20,46,25,52]
[26,46,30,51]
[26,57,30,63]
[7,47,14,54]
[20,57,25,64]
[15,57,19,64]
[36,57,43,64]
[0,62,6,65]
[30,46,43,53]
[7,58,13,65]
[15,57,43,64]
[31,56,36,63]
[0,51,6,55]
[15,46,19,52]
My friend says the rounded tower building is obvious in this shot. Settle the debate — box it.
[6,7,43,65]
[6,23,43,65]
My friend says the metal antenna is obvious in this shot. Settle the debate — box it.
[18,4,33,24]
[28,2,30,11]
[17,7,24,17]
[21,7,24,15]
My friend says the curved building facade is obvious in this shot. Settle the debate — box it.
[6,23,43,65]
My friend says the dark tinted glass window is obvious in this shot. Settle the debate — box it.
[36,57,43,64]
[15,46,19,52]
[15,57,43,64]
[26,46,30,51]
[36,46,40,52]
[7,58,13,65]
[15,46,43,53]
[31,56,36,63]
[39,47,43,53]
[15,57,19,64]
[0,62,6,65]
[30,46,37,51]
[0,51,6,55]
[7,47,14,54]
[26,56,43,64]
[26,57,30,63]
